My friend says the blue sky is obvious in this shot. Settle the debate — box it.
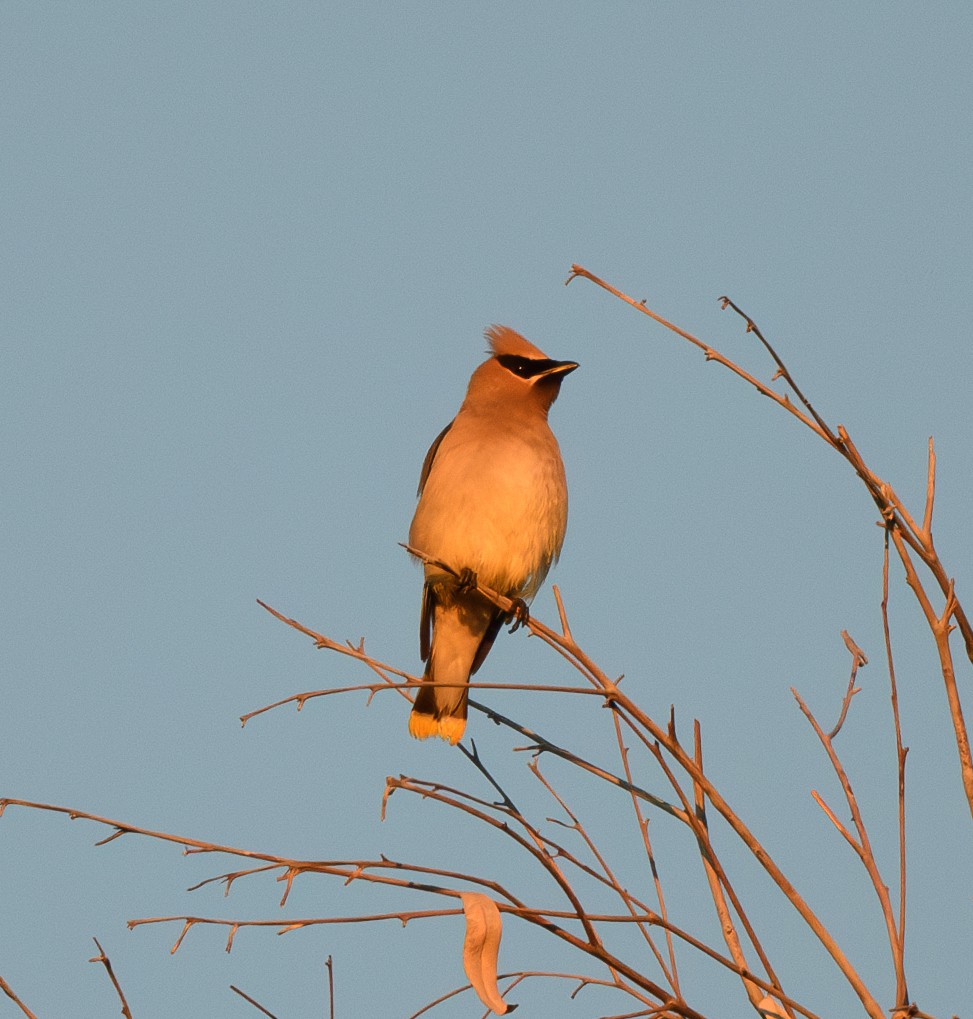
[2,4,971,1016]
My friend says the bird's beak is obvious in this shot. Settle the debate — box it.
[538,359,579,379]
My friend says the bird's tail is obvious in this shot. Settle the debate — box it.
[409,677,467,745]
[409,591,496,745]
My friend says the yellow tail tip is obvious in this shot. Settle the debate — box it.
[409,711,466,746]
[438,716,466,746]
[409,712,440,741]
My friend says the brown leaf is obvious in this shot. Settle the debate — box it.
[460,892,516,1014]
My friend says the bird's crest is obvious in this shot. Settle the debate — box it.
[485,324,549,360]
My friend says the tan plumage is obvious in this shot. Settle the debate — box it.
[408,325,578,744]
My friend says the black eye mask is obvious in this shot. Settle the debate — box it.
[496,354,565,379]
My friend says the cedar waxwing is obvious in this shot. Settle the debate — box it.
[408,325,578,744]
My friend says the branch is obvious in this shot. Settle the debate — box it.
[609,711,681,994]
[881,531,910,1008]
[528,755,678,994]
[247,593,606,728]
[400,544,620,696]
[792,688,906,1002]
[230,985,280,1018]
[716,294,839,446]
[0,976,38,1019]
[689,723,791,1016]
[566,263,973,665]
[89,938,133,1019]
[639,723,789,1013]
[565,264,831,443]
[472,698,686,822]
[410,970,635,1019]
[887,527,973,822]
[828,631,868,740]
[604,701,883,1018]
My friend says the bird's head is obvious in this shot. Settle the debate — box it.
[464,325,578,416]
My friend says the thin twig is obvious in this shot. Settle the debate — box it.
[528,756,676,992]
[325,955,335,1019]
[552,584,574,642]
[409,970,638,1019]
[887,526,973,821]
[921,436,936,541]
[717,294,839,446]
[255,598,416,701]
[609,710,680,992]
[469,698,686,821]
[230,985,280,1018]
[0,975,39,1019]
[128,906,816,1018]
[792,688,905,998]
[829,631,868,739]
[387,774,604,949]
[689,724,792,1017]
[90,938,133,1019]
[636,724,788,1010]
[567,263,973,664]
[459,739,522,815]
[565,264,831,443]
[607,702,881,1018]
[881,530,910,1008]
[242,676,603,727]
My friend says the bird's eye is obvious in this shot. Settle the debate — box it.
[496,355,534,377]
[497,354,561,379]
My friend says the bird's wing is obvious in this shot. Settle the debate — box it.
[470,610,504,675]
[419,580,435,662]
[416,420,454,497]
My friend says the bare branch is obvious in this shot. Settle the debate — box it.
[325,955,335,1019]
[401,543,620,696]
[690,723,786,1016]
[565,265,831,443]
[881,530,910,1008]
[552,584,574,642]
[230,984,280,1018]
[887,527,973,821]
[609,711,680,992]
[470,698,686,821]
[792,687,906,1002]
[606,702,882,1018]
[89,938,133,1019]
[921,437,936,541]
[717,294,839,447]
[0,975,39,1019]
[529,755,677,993]
[567,263,973,664]
[828,631,868,739]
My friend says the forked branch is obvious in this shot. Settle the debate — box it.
[566,263,973,828]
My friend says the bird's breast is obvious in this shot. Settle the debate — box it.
[409,423,568,600]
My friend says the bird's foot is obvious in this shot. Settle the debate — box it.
[506,598,530,632]
[456,567,478,593]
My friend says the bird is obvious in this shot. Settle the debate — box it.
[407,325,578,745]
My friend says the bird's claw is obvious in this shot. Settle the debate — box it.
[506,598,529,632]
[456,567,478,593]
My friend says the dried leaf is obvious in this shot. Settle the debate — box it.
[460,892,516,1014]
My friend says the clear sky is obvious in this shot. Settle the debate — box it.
[2,4,971,1017]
